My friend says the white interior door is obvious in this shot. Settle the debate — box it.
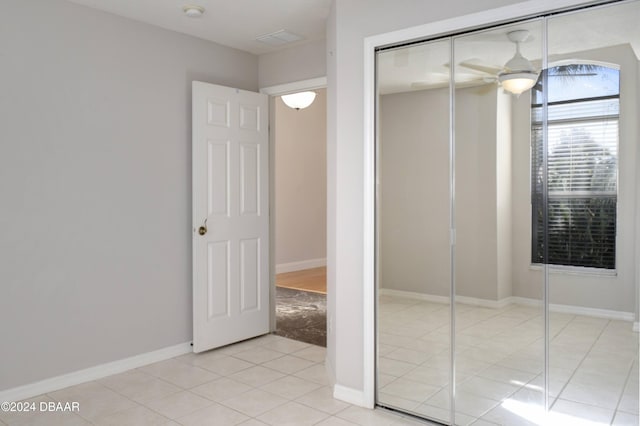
[192,81,269,353]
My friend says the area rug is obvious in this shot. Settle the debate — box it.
[275,287,326,347]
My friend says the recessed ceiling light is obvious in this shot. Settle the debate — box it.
[183,5,205,18]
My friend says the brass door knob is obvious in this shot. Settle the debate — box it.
[197,218,208,236]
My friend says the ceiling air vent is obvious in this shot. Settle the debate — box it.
[255,30,303,46]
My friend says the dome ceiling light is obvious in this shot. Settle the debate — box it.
[183,5,205,18]
[281,91,317,110]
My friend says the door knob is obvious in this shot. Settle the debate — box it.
[198,218,207,236]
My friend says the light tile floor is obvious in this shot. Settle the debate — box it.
[378,294,640,426]
[1,334,426,426]
[4,298,637,426]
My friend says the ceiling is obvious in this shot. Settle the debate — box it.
[378,1,640,94]
[65,0,331,55]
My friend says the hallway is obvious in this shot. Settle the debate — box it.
[276,267,327,294]
[275,267,327,347]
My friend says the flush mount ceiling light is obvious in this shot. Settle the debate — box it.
[182,4,205,18]
[281,91,316,110]
[498,30,539,96]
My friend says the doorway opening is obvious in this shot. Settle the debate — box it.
[272,88,327,347]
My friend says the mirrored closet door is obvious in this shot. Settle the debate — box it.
[452,19,545,425]
[376,1,639,425]
[546,3,639,425]
[376,38,452,423]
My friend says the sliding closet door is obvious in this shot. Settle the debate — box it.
[545,3,639,423]
[376,3,639,425]
[452,20,545,425]
[376,39,452,424]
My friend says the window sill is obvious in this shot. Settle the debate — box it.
[529,264,618,277]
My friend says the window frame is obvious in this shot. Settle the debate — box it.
[530,61,620,272]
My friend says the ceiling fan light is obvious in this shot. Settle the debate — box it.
[281,91,316,110]
[498,71,538,95]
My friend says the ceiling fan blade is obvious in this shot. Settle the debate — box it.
[410,81,450,90]
[412,74,496,90]
[457,61,502,75]
[410,76,449,88]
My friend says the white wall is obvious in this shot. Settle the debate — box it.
[275,89,327,268]
[0,0,258,391]
[329,0,529,398]
[259,39,327,89]
[455,86,513,301]
[496,91,514,300]
[379,88,451,297]
[379,85,512,302]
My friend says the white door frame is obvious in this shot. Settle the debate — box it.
[260,77,327,97]
[259,77,328,332]
[362,0,596,408]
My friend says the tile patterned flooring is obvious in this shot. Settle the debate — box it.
[1,335,424,426]
[378,294,640,425]
[3,295,638,426]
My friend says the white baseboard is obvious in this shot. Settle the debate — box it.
[0,342,192,403]
[380,288,510,309]
[276,258,326,274]
[549,303,634,322]
[510,296,543,308]
[334,384,372,408]
[512,296,635,322]
[379,288,450,305]
[381,289,635,322]
[455,295,514,309]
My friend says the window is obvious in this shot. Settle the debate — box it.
[531,64,619,270]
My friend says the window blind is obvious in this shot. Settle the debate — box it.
[531,66,619,269]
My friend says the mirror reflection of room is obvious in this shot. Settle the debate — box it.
[375,1,639,425]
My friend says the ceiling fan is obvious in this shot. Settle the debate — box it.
[496,30,540,94]
[453,30,540,95]
[408,30,538,94]
[408,29,597,94]
[456,30,597,94]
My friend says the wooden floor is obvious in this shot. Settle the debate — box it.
[276,266,326,294]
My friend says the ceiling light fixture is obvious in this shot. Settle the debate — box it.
[498,72,538,95]
[498,30,539,96]
[281,91,317,110]
[183,5,205,18]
